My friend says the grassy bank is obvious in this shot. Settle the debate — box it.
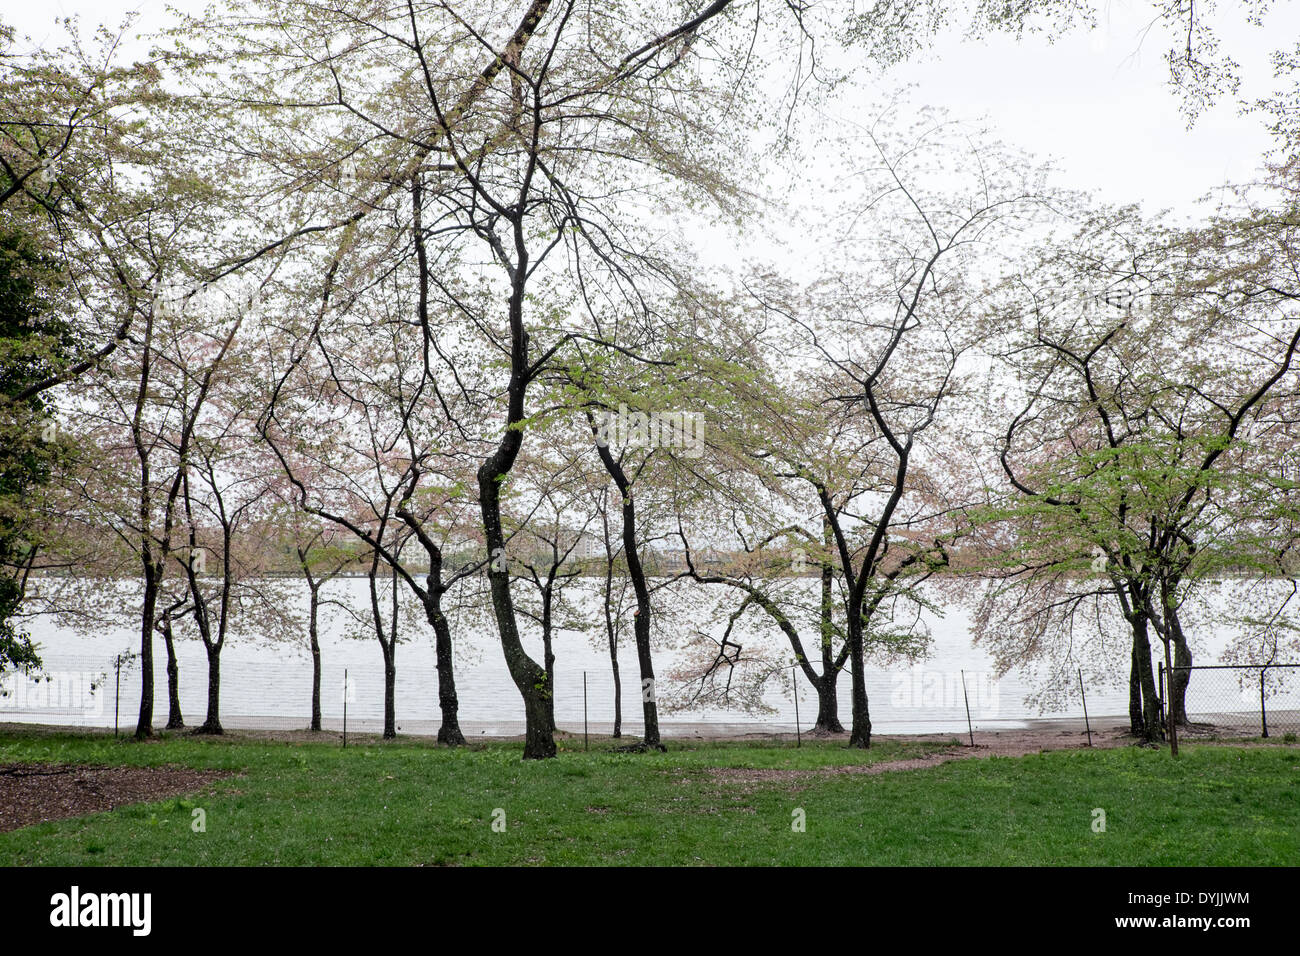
[1,729,1296,865]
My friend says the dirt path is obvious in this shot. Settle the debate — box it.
[701,725,1134,788]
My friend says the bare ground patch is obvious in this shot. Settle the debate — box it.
[696,726,1133,793]
[0,763,235,833]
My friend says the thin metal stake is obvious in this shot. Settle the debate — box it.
[1163,642,1178,757]
[343,668,348,749]
[114,655,121,739]
[1078,667,1092,747]
[960,669,974,747]
[583,671,589,751]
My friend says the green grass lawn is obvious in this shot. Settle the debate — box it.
[2,729,1297,865]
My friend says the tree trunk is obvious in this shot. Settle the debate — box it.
[1129,639,1145,737]
[812,676,844,734]
[309,588,322,732]
[595,452,662,751]
[135,564,158,739]
[195,643,222,735]
[479,464,555,760]
[426,600,466,746]
[629,597,661,748]
[541,592,556,734]
[382,643,396,740]
[161,616,184,730]
[602,513,622,738]
[847,617,872,748]
[473,248,554,758]
[814,536,843,734]
[1167,603,1192,727]
[1130,614,1162,744]
[610,646,622,739]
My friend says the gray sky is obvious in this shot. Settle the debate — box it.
[7,0,1294,232]
[876,1,1292,215]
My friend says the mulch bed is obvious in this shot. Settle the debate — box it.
[0,763,234,833]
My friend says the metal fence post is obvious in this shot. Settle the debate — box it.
[1158,661,1166,730]
[1167,662,1297,738]
[1260,666,1269,739]
[1078,667,1092,747]
[960,669,974,747]
[114,655,121,739]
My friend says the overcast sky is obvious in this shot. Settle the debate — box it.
[882,2,1292,214]
[6,0,1295,246]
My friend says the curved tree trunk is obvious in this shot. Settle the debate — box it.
[195,644,222,735]
[427,601,466,746]
[479,463,556,760]
[474,232,554,758]
[591,438,661,751]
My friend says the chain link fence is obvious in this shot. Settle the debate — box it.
[1166,664,1300,738]
[8,646,1295,740]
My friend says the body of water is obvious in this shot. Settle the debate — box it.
[2,576,1293,737]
